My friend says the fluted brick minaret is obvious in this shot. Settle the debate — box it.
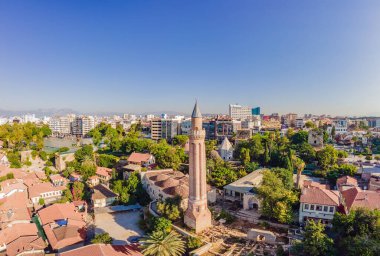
[184,101,212,233]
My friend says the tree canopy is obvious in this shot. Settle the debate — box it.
[0,123,51,150]
[291,220,334,256]
[257,169,298,223]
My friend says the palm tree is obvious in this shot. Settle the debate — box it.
[140,231,186,256]
[292,156,305,188]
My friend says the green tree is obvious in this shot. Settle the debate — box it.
[140,231,185,256]
[7,152,21,168]
[271,168,293,189]
[59,189,73,203]
[74,145,94,163]
[291,131,309,145]
[245,162,259,173]
[97,154,119,168]
[292,220,334,256]
[292,156,305,188]
[337,150,348,159]
[209,166,238,188]
[305,121,317,129]
[316,145,338,171]
[152,217,172,234]
[91,233,113,244]
[205,140,217,157]
[297,143,316,164]
[172,135,189,147]
[240,148,251,166]
[80,159,96,178]
[257,170,298,223]
[157,197,181,221]
[337,164,357,176]
[150,140,184,170]
[72,181,85,201]
[332,208,380,256]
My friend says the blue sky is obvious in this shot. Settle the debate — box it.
[0,1,379,116]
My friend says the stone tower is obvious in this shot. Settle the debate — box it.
[184,102,212,233]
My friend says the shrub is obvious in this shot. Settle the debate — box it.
[31,150,38,159]
[216,209,236,224]
[39,151,48,161]
[38,198,45,205]
[58,147,70,153]
[187,236,203,250]
[7,152,21,168]
[91,233,113,244]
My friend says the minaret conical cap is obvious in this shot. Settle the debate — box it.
[192,101,202,118]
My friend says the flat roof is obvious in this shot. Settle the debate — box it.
[223,169,265,194]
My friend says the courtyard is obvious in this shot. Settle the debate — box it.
[94,210,145,245]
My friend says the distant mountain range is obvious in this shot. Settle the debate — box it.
[2,108,377,118]
[0,108,194,117]
[0,108,79,117]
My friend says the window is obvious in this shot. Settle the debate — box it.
[316,205,322,211]
[304,204,309,210]
[329,207,334,213]
[310,205,315,210]
[324,206,328,212]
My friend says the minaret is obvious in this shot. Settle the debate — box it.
[184,101,212,233]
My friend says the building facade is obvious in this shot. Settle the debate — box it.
[150,119,162,140]
[229,104,252,120]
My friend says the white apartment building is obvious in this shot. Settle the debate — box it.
[49,116,72,134]
[0,118,8,125]
[241,116,261,130]
[146,114,155,121]
[333,119,348,134]
[22,114,39,123]
[229,104,252,120]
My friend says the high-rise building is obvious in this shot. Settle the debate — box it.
[49,116,72,135]
[180,119,192,135]
[229,104,252,120]
[161,119,179,140]
[184,102,212,233]
[71,116,95,137]
[150,119,162,140]
[252,107,261,116]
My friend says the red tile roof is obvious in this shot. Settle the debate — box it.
[37,203,85,226]
[92,184,118,200]
[50,174,66,182]
[59,244,143,256]
[300,187,340,206]
[0,223,46,256]
[0,192,31,228]
[128,152,152,164]
[38,203,86,250]
[303,180,329,189]
[337,176,358,187]
[28,182,66,198]
[341,187,380,212]
[96,167,112,178]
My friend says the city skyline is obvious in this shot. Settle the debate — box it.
[1,1,380,116]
